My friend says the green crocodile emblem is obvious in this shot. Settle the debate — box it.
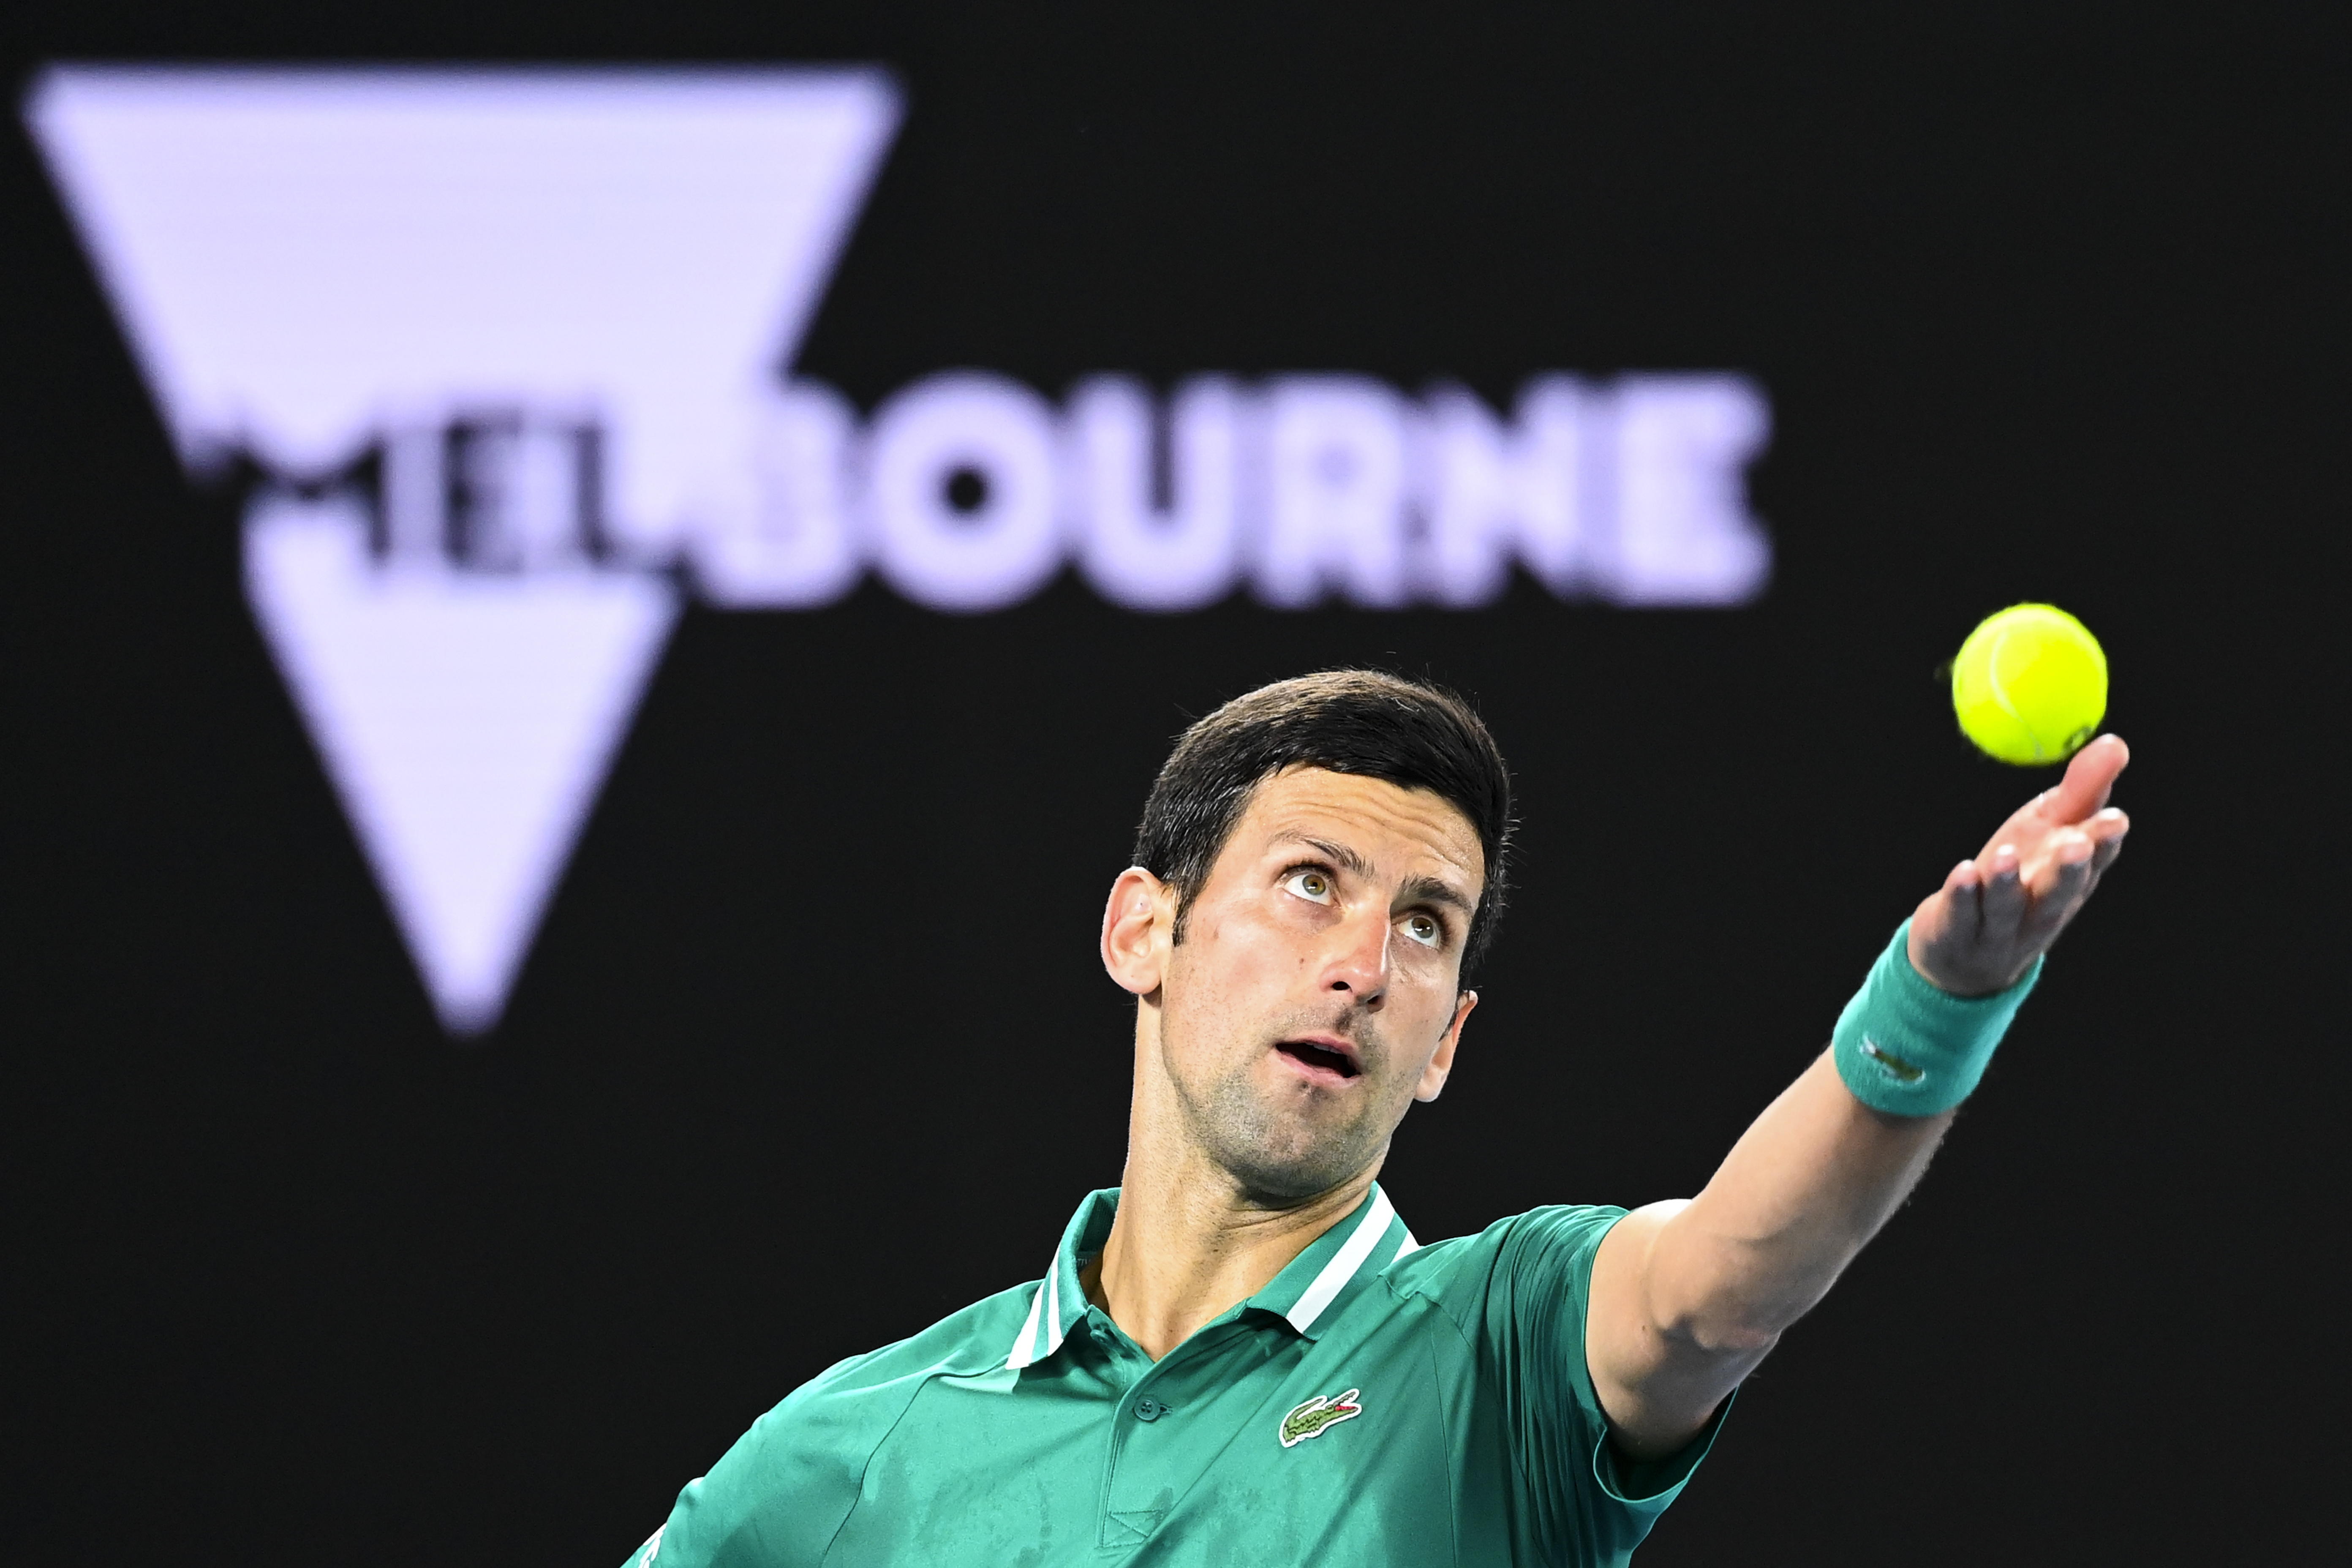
[1278,1387,1364,1448]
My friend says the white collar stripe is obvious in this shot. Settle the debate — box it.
[1041,1255,1067,1357]
[1285,1187,1397,1334]
[1004,1274,1048,1369]
[1393,1230,1422,1260]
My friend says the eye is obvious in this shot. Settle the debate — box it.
[1402,912,1443,948]
[1284,870,1335,905]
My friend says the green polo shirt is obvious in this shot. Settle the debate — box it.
[623,1186,1726,1567]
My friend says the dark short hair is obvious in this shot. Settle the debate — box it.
[1132,670,1514,976]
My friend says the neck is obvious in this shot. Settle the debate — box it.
[1083,1013,1383,1360]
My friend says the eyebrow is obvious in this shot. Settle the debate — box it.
[1279,835,1479,918]
[1399,874,1478,919]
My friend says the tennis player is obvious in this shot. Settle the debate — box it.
[621,670,2129,1565]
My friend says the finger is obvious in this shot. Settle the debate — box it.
[2024,859,2094,947]
[2023,825,2096,898]
[2087,808,2129,877]
[2042,734,2129,825]
[2025,829,2096,923]
[1941,858,1984,941]
[1976,775,2125,869]
[1980,842,2028,932]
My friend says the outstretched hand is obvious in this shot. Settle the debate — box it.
[1907,735,2131,996]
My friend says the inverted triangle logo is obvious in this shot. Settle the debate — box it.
[245,495,678,1032]
[29,66,903,1033]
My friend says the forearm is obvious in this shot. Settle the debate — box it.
[1590,1051,1949,1457]
[1639,905,2052,1353]
[1644,1049,1947,1350]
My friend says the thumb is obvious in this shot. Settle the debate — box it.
[2042,734,2129,824]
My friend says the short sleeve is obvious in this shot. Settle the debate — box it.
[1448,1205,1731,1563]
[613,1357,879,1568]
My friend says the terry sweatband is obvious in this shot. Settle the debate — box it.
[1831,919,2042,1116]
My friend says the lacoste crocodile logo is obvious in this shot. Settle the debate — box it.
[1278,1387,1364,1448]
[1859,1035,1926,1083]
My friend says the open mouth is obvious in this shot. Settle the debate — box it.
[1275,1039,1362,1081]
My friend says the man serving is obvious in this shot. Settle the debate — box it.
[623,670,2130,1565]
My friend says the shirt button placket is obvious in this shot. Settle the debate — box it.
[1101,1388,1176,1551]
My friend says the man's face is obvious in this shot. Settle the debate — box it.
[1137,767,1484,1202]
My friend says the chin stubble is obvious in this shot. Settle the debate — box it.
[1165,1011,1397,1202]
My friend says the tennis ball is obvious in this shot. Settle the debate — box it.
[1950,603,2108,765]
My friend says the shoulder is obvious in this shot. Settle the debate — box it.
[641,1281,1042,1568]
[796,1279,1041,1403]
[742,1278,1040,1468]
[1380,1205,1630,1323]
[1385,1204,1631,1286]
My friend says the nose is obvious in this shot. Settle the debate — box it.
[1320,905,1390,1008]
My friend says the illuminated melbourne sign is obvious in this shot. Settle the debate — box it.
[27,66,1773,1034]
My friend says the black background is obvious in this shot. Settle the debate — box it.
[3,5,2343,1564]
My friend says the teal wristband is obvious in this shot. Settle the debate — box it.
[1830,919,2041,1116]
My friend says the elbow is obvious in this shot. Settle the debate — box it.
[1671,1312,1786,1360]
[1653,1268,1831,1356]
[1625,1201,1845,1364]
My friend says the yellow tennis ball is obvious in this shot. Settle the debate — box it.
[1951,603,2108,765]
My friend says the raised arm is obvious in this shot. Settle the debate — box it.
[1585,736,2132,1458]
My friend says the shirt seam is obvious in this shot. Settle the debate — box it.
[1375,1270,1471,1568]
[1424,1321,1463,1568]
[1451,1291,1549,1555]
[815,1347,991,1565]
[1394,1233,1571,1563]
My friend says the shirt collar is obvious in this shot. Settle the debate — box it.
[1003,1183,1419,1370]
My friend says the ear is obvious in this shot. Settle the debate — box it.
[1414,989,1478,1102]
[1101,866,1176,997]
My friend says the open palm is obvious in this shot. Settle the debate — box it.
[1908,734,2132,996]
